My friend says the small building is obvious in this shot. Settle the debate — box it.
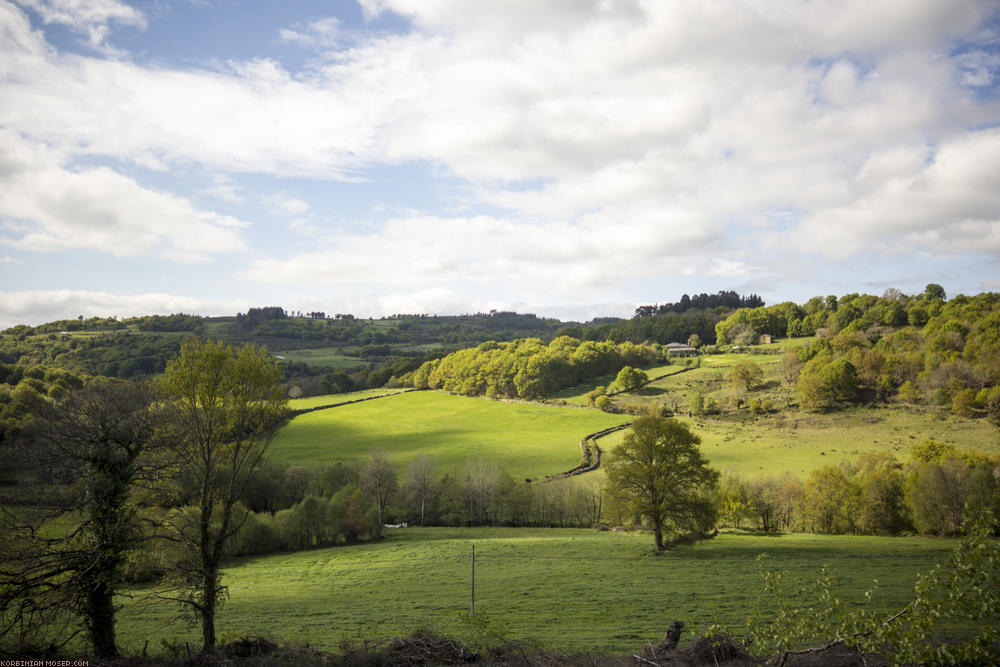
[758,334,773,345]
[665,342,698,357]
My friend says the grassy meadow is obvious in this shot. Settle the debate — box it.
[287,388,411,410]
[586,405,1000,480]
[270,390,627,478]
[117,528,957,656]
[274,347,365,369]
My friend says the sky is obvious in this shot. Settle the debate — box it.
[1,0,999,328]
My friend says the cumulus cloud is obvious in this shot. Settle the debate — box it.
[793,128,1000,257]
[1,0,999,314]
[238,212,737,296]
[0,131,247,261]
[0,290,248,329]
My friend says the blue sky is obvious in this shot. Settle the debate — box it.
[1,0,999,327]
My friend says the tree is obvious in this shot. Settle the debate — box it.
[403,455,437,526]
[160,339,285,653]
[797,357,859,411]
[730,360,763,391]
[799,466,859,534]
[605,417,719,552]
[0,379,163,658]
[614,365,648,392]
[364,449,398,537]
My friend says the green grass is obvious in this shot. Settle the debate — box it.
[270,391,626,478]
[117,528,956,656]
[288,389,410,411]
[553,405,1000,481]
[274,347,365,369]
[687,405,1000,478]
[546,362,681,406]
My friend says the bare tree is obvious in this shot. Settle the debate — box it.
[364,449,398,538]
[403,455,437,526]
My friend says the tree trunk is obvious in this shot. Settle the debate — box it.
[201,567,217,652]
[85,575,118,658]
[653,517,665,552]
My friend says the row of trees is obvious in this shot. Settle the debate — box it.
[717,443,999,536]
[410,336,658,399]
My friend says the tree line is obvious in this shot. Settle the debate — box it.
[717,441,999,536]
[409,336,659,399]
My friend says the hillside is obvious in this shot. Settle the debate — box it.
[271,390,626,479]
[116,527,955,655]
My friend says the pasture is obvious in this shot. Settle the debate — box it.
[117,528,957,655]
[589,406,1000,480]
[288,388,411,410]
[270,391,626,478]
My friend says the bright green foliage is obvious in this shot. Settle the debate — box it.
[797,357,859,410]
[798,466,859,534]
[605,417,719,551]
[161,339,286,652]
[412,337,655,399]
[724,513,1000,666]
[614,365,648,392]
[730,360,763,391]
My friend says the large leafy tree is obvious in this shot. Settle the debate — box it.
[0,379,164,658]
[159,339,286,653]
[605,417,719,552]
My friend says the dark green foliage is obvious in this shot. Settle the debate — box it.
[0,379,163,658]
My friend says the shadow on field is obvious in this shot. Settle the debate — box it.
[76,628,890,666]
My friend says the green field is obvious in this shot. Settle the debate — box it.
[274,347,365,369]
[270,391,627,478]
[586,406,1000,481]
[117,528,956,656]
[288,388,410,410]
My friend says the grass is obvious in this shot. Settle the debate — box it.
[546,362,682,406]
[288,388,410,411]
[687,405,1000,478]
[116,528,957,656]
[270,391,627,478]
[273,347,365,369]
[585,406,1000,480]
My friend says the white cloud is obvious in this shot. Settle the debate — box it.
[13,0,145,50]
[0,131,248,260]
[0,290,248,329]
[238,212,734,296]
[279,16,340,49]
[200,174,244,204]
[1,0,998,311]
[263,192,310,216]
[793,128,1000,258]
